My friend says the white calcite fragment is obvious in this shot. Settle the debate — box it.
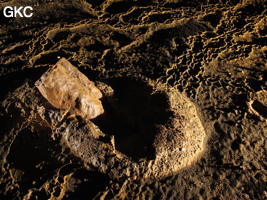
[35,58,104,119]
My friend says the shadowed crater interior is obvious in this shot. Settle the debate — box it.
[92,78,174,161]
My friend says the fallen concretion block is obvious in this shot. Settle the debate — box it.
[35,57,104,120]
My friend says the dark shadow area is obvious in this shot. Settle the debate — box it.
[5,128,58,191]
[0,67,47,102]
[0,125,110,199]
[64,169,110,200]
[92,78,174,161]
[105,1,136,14]
[85,0,106,8]
[201,12,222,27]
[246,79,263,92]
[33,50,72,65]
[110,32,133,47]
[251,100,267,118]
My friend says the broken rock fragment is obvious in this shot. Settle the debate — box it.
[35,58,104,120]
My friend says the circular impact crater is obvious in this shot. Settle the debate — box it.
[63,78,206,179]
[2,78,206,179]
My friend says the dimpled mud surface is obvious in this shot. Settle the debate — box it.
[0,0,267,199]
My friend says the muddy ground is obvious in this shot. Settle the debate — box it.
[0,0,267,199]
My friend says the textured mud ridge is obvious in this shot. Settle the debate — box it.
[1,0,267,199]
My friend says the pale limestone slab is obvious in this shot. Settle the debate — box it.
[35,58,104,119]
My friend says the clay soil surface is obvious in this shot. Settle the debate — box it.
[0,0,267,199]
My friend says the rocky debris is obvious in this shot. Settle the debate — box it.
[35,58,104,120]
